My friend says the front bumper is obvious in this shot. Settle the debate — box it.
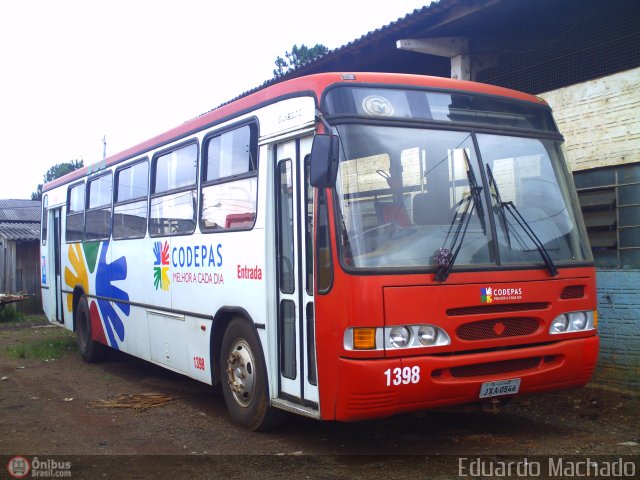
[332,335,599,421]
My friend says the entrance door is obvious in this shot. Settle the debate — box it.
[274,137,318,406]
[51,209,64,324]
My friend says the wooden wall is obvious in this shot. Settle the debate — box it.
[0,238,42,314]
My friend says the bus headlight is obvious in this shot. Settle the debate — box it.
[418,325,438,345]
[568,311,587,330]
[344,325,451,350]
[549,311,596,334]
[384,324,451,349]
[550,314,569,333]
[389,326,411,348]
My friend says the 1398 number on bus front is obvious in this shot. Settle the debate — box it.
[384,366,420,386]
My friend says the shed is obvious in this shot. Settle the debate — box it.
[0,199,42,313]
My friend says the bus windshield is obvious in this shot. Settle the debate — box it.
[333,124,591,271]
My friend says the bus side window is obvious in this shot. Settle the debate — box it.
[277,159,295,294]
[305,157,313,295]
[114,159,148,240]
[316,188,333,293]
[149,143,198,237]
[200,124,258,232]
[66,182,85,242]
[42,195,48,246]
[85,173,112,241]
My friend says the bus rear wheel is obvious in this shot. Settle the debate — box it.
[220,317,284,431]
[75,296,107,363]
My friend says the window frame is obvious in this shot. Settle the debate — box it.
[85,171,113,241]
[149,140,199,238]
[65,181,85,243]
[113,157,149,240]
[199,121,259,233]
[574,162,640,269]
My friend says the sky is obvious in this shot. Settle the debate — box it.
[0,0,432,200]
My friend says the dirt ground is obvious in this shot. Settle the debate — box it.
[1,315,638,479]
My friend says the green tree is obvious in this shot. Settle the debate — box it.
[273,44,329,77]
[31,159,84,200]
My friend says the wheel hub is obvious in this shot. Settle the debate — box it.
[225,339,255,407]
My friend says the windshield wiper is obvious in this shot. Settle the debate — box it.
[486,164,511,247]
[435,193,477,282]
[486,163,557,277]
[501,201,558,277]
[435,150,485,282]
[465,150,486,235]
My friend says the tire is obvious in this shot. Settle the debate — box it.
[220,317,284,431]
[75,296,108,363]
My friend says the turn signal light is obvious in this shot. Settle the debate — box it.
[353,328,376,350]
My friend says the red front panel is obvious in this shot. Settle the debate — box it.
[314,266,599,421]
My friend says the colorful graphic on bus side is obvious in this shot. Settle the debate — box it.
[65,241,129,349]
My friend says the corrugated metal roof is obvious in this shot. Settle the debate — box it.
[0,222,41,241]
[285,1,445,74]
[0,199,41,223]
[208,0,493,111]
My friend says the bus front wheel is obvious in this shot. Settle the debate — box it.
[75,296,107,363]
[220,317,284,431]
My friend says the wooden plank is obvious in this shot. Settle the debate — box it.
[578,190,616,208]
[583,209,616,228]
[589,231,617,248]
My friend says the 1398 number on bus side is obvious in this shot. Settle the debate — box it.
[193,356,206,371]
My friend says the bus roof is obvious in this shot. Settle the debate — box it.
[42,72,546,193]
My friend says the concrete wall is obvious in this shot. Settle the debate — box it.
[541,68,640,390]
[595,271,640,389]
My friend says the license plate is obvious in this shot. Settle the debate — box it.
[479,378,521,398]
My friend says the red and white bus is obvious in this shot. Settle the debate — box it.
[40,72,599,430]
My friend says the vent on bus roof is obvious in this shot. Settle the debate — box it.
[561,285,585,299]
[447,302,549,316]
[457,318,539,341]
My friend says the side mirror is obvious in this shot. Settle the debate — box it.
[309,134,339,188]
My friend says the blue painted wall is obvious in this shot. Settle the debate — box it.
[593,270,640,390]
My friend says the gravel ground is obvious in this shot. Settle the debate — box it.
[1,316,638,479]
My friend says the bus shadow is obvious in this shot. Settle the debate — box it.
[275,403,573,455]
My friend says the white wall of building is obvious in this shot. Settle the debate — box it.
[541,67,640,172]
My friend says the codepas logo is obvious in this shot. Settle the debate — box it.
[481,287,493,303]
[153,241,170,291]
[155,242,225,287]
[481,286,523,302]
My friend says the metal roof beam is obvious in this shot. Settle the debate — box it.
[396,37,469,57]
[396,37,497,81]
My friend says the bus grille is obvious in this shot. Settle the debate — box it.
[457,318,539,341]
[561,285,585,299]
[447,302,548,316]
[447,357,542,378]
